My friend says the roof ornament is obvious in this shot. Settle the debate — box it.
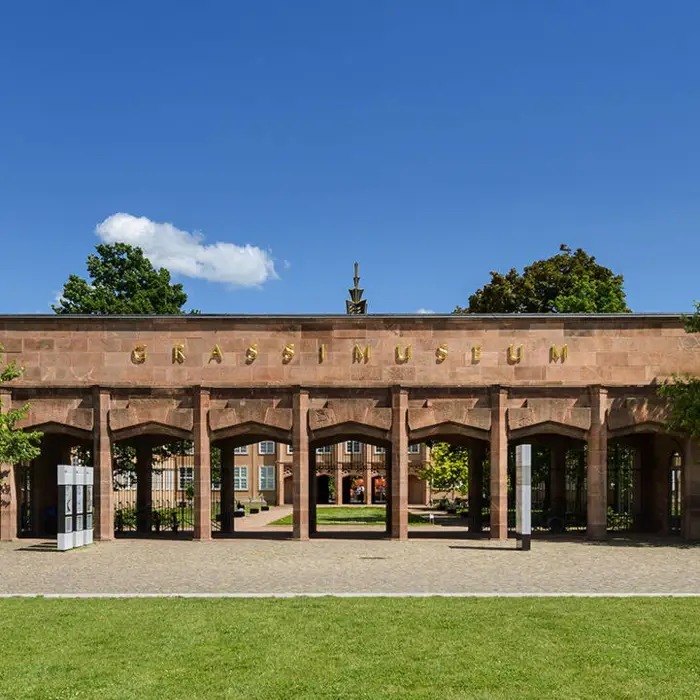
[346,262,367,315]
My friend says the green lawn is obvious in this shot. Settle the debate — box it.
[0,598,698,699]
[269,505,431,526]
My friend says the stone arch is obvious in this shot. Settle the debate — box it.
[509,420,587,443]
[309,421,391,450]
[607,421,669,440]
[210,421,292,447]
[110,421,192,444]
[408,421,489,445]
[25,421,92,444]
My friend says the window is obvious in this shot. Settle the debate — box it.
[316,445,332,454]
[287,444,293,455]
[345,441,362,454]
[259,465,275,491]
[374,446,386,455]
[178,467,194,490]
[234,466,248,491]
[409,444,421,454]
[259,441,276,455]
[234,445,248,455]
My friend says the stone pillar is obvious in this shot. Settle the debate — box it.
[683,438,700,540]
[135,441,153,534]
[92,387,113,541]
[275,443,285,506]
[220,445,234,534]
[423,474,430,506]
[587,386,608,540]
[550,441,567,522]
[390,387,409,540]
[363,443,372,505]
[489,387,508,540]
[0,389,17,541]
[335,442,343,505]
[193,387,211,541]
[469,442,486,534]
[309,449,317,536]
[292,389,310,540]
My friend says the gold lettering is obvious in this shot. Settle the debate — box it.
[472,344,482,363]
[395,344,412,363]
[209,344,223,363]
[245,344,258,364]
[435,343,448,363]
[282,343,295,364]
[507,344,524,364]
[172,343,186,364]
[550,344,568,363]
[352,344,371,363]
[319,343,326,363]
[131,344,147,364]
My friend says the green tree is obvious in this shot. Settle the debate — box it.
[55,243,197,478]
[419,443,469,500]
[0,346,42,466]
[457,245,629,314]
[52,243,191,315]
[657,304,700,440]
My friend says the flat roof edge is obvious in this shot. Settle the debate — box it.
[0,312,688,320]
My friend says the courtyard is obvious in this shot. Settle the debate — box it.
[2,533,700,596]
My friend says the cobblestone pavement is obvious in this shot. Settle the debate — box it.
[1,533,699,595]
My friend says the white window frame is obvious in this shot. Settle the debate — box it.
[234,445,248,455]
[258,441,276,455]
[234,466,249,491]
[374,446,386,455]
[178,467,194,491]
[259,465,276,491]
[408,443,421,455]
[316,445,332,454]
[287,444,293,454]
[345,441,362,454]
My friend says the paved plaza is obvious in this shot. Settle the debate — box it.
[2,530,699,596]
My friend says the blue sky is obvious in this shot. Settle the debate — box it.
[2,1,699,315]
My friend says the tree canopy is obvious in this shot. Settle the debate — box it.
[52,243,191,315]
[456,245,629,314]
[0,348,42,465]
[419,442,469,499]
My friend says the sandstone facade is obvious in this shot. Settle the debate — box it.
[0,313,698,543]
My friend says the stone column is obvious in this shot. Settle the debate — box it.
[363,443,372,505]
[0,389,17,541]
[390,387,409,540]
[587,386,608,540]
[135,441,153,534]
[275,443,285,506]
[550,440,567,523]
[334,442,343,505]
[193,387,211,541]
[309,449,317,536]
[469,441,486,534]
[292,389,310,540]
[92,387,113,541]
[220,444,234,534]
[489,387,508,540]
[683,438,700,540]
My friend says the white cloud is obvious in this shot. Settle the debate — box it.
[95,213,277,287]
[416,308,435,314]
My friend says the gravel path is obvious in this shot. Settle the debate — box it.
[1,535,699,595]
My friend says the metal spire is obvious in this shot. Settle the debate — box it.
[346,261,367,314]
